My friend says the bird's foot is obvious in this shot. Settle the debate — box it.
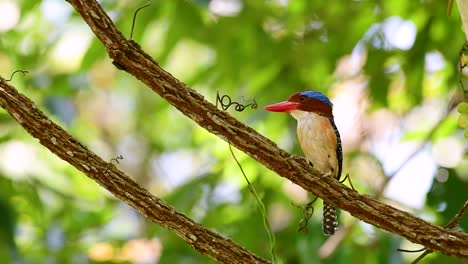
[339,173,357,191]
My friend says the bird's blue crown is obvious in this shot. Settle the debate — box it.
[299,91,333,107]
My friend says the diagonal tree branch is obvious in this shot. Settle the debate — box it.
[320,111,453,258]
[52,0,468,259]
[1,0,466,260]
[64,0,468,258]
[404,200,468,264]
[0,77,270,263]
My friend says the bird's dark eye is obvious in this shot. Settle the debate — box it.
[300,96,306,102]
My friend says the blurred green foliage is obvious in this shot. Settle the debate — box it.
[0,0,467,263]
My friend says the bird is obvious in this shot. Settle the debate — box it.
[264,91,343,236]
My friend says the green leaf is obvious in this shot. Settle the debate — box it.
[427,169,468,231]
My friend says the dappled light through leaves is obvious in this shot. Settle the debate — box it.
[0,0,467,263]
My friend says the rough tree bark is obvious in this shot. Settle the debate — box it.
[0,76,270,264]
[0,0,466,261]
[65,0,468,258]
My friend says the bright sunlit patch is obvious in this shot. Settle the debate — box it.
[164,39,215,81]
[268,203,292,231]
[372,125,437,209]
[335,43,366,78]
[383,146,437,209]
[332,81,368,147]
[0,1,20,32]
[0,141,37,178]
[102,204,140,238]
[153,150,211,190]
[435,168,449,182]
[40,0,71,25]
[50,24,92,73]
[120,238,162,264]
[88,242,115,262]
[282,181,308,203]
[382,16,416,50]
[212,181,241,204]
[273,0,288,6]
[209,0,243,16]
[432,137,464,168]
[425,51,446,72]
[404,100,445,134]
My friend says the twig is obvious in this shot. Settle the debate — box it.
[445,200,468,229]
[32,0,468,258]
[296,196,319,234]
[130,3,151,39]
[402,201,468,264]
[216,91,275,261]
[320,103,453,258]
[6,70,28,82]
[410,251,432,264]
[397,248,425,253]
[339,173,355,191]
[228,144,278,263]
[216,90,258,112]
[110,154,124,164]
[0,76,270,264]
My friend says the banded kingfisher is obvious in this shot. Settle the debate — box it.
[265,91,343,236]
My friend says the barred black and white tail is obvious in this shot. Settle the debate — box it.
[322,202,338,236]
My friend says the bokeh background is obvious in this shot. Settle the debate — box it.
[0,0,467,263]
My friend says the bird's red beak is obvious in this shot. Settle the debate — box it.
[264,101,299,112]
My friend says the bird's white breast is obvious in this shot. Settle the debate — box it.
[290,110,338,176]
